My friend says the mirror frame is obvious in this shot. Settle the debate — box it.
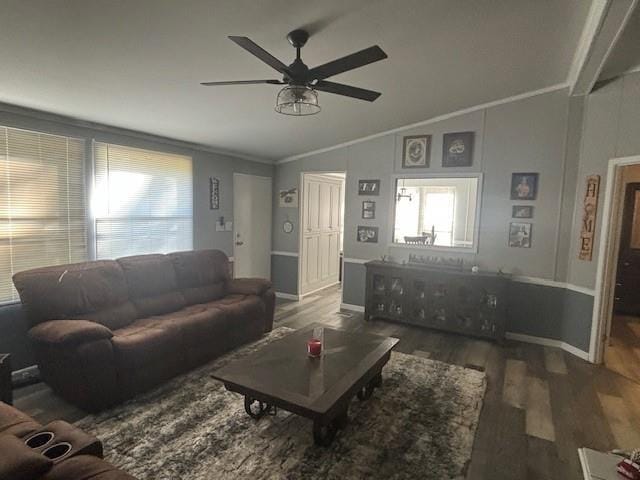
[388,172,483,254]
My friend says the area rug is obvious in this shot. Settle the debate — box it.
[76,327,486,479]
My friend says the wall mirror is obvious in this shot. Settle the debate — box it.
[392,175,481,251]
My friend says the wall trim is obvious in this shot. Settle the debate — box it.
[271,250,299,257]
[277,83,569,164]
[567,0,610,94]
[512,275,595,296]
[341,264,596,296]
[343,257,369,264]
[275,292,299,301]
[340,303,365,312]
[0,101,273,165]
[505,332,590,361]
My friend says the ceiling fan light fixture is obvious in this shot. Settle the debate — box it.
[275,85,321,116]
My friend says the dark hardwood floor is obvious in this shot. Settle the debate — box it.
[14,284,640,479]
[605,314,640,384]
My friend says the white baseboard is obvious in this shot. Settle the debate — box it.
[506,332,590,361]
[275,292,299,301]
[340,303,365,312]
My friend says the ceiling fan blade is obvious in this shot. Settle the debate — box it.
[314,80,381,102]
[307,46,387,81]
[200,79,284,86]
[228,36,291,75]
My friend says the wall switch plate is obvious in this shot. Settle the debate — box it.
[215,223,225,232]
[225,221,233,231]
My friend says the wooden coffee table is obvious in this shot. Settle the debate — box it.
[211,324,399,446]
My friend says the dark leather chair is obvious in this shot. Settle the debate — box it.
[13,250,275,412]
[0,401,136,479]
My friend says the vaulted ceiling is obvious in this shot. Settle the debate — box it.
[0,0,592,161]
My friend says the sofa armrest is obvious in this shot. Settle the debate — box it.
[0,433,53,480]
[29,320,113,347]
[227,278,272,296]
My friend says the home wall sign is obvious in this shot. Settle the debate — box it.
[209,177,220,210]
[578,174,600,261]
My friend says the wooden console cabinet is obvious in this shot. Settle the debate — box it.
[364,261,509,341]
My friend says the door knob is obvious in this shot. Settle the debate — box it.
[623,262,631,267]
[235,241,244,246]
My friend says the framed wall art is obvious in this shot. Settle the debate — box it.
[358,179,380,195]
[357,225,379,243]
[362,200,376,219]
[509,222,532,248]
[279,188,298,207]
[402,135,431,168]
[512,205,534,219]
[510,172,539,200]
[578,175,600,261]
[442,131,474,167]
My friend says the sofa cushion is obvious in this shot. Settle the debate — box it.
[0,401,41,437]
[0,433,53,480]
[12,261,135,329]
[117,254,186,317]
[227,278,272,296]
[168,250,229,305]
[111,322,184,395]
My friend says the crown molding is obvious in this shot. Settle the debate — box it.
[0,101,273,165]
[567,0,611,93]
[276,82,569,165]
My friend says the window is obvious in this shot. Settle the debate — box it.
[93,142,193,259]
[393,176,480,250]
[0,127,87,303]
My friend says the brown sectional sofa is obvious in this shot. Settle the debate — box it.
[0,401,135,479]
[13,249,275,412]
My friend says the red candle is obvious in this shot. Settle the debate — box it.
[307,338,322,357]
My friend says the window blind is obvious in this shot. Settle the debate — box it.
[0,127,87,303]
[93,142,193,259]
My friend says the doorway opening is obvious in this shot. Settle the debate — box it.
[591,156,640,382]
[298,172,345,297]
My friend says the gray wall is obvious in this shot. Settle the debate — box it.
[273,89,573,281]
[567,72,640,289]
[271,88,601,351]
[0,105,273,370]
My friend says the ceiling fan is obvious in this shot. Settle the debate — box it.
[201,29,388,116]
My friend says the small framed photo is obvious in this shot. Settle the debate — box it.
[357,225,379,243]
[510,173,539,200]
[443,131,474,167]
[402,135,431,168]
[509,222,532,248]
[358,179,380,196]
[512,205,534,219]
[362,201,376,219]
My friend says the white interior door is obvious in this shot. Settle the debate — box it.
[300,173,344,295]
[233,174,272,279]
